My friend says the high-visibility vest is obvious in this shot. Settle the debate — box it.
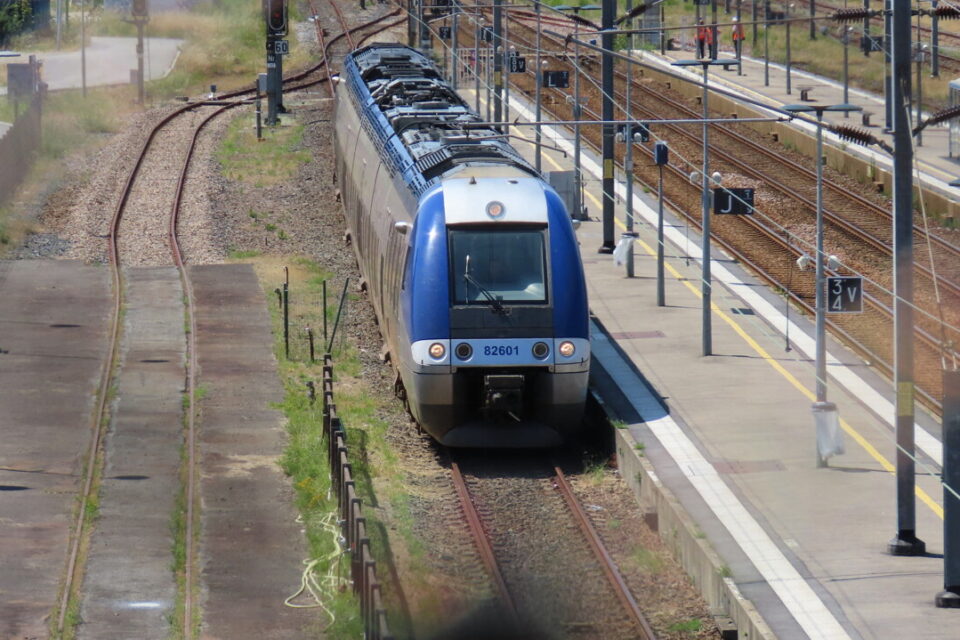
[697,25,713,44]
[732,24,745,41]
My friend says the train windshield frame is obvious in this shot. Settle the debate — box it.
[448,227,548,306]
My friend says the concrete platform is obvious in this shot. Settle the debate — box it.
[643,46,960,212]
[465,48,956,636]
[0,260,111,640]
[78,267,185,639]
[191,263,313,639]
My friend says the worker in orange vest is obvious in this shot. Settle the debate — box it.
[696,19,713,59]
[731,16,745,59]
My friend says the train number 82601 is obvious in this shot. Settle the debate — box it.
[483,344,519,357]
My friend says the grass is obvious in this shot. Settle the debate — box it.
[217,110,313,185]
[668,618,704,634]
[249,256,424,638]
[631,546,666,574]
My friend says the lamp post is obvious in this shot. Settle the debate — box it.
[672,57,738,356]
[474,15,482,114]
[933,0,940,77]
[557,3,601,223]
[764,0,771,86]
[535,0,542,172]
[843,26,851,114]
[783,102,861,466]
[786,2,793,95]
[625,0,636,277]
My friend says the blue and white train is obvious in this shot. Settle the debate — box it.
[333,43,590,447]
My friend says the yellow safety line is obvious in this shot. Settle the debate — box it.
[507,101,942,517]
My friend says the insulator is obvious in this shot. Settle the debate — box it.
[934,5,960,19]
[831,8,873,22]
[831,124,876,147]
[924,104,960,128]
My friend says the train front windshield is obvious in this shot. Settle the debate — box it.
[449,228,548,305]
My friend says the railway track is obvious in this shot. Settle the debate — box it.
[449,9,958,412]
[49,5,406,637]
[450,454,658,639]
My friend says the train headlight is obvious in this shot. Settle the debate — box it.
[486,201,506,219]
[558,341,575,358]
[532,341,549,359]
[429,342,446,360]
[455,342,473,360]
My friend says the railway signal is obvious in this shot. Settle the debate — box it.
[131,0,148,18]
[265,0,287,37]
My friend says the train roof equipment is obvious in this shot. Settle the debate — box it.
[343,43,538,196]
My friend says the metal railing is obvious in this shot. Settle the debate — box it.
[322,354,393,639]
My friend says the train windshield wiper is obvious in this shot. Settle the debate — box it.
[464,255,505,313]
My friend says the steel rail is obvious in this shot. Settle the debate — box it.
[54,98,209,635]
[552,466,658,640]
[328,0,356,50]
[449,461,521,624]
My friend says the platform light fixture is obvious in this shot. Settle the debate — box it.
[783,102,861,466]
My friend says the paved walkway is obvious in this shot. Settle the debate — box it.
[0,260,111,640]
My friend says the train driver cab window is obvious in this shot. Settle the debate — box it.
[449,228,547,305]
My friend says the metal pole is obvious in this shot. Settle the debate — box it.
[600,0,616,253]
[936,370,960,607]
[888,0,925,556]
[535,2,542,172]
[452,1,459,90]
[626,0,635,277]
[283,281,290,359]
[711,0,719,59]
[81,0,86,97]
[657,161,665,306]
[475,18,481,114]
[408,0,416,46]
[701,62,712,356]
[884,0,892,131]
[843,27,850,113]
[660,4,666,54]
[736,0,743,75]
[504,6,511,135]
[814,112,827,410]
[933,0,940,77]
[752,0,758,45]
[493,0,503,130]
[137,22,145,105]
[574,14,583,222]
[786,3,792,94]
[863,0,870,56]
[917,44,923,147]
[809,0,815,39]
[764,0,770,86]
[486,34,492,122]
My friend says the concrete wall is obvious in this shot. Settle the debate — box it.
[611,422,777,640]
